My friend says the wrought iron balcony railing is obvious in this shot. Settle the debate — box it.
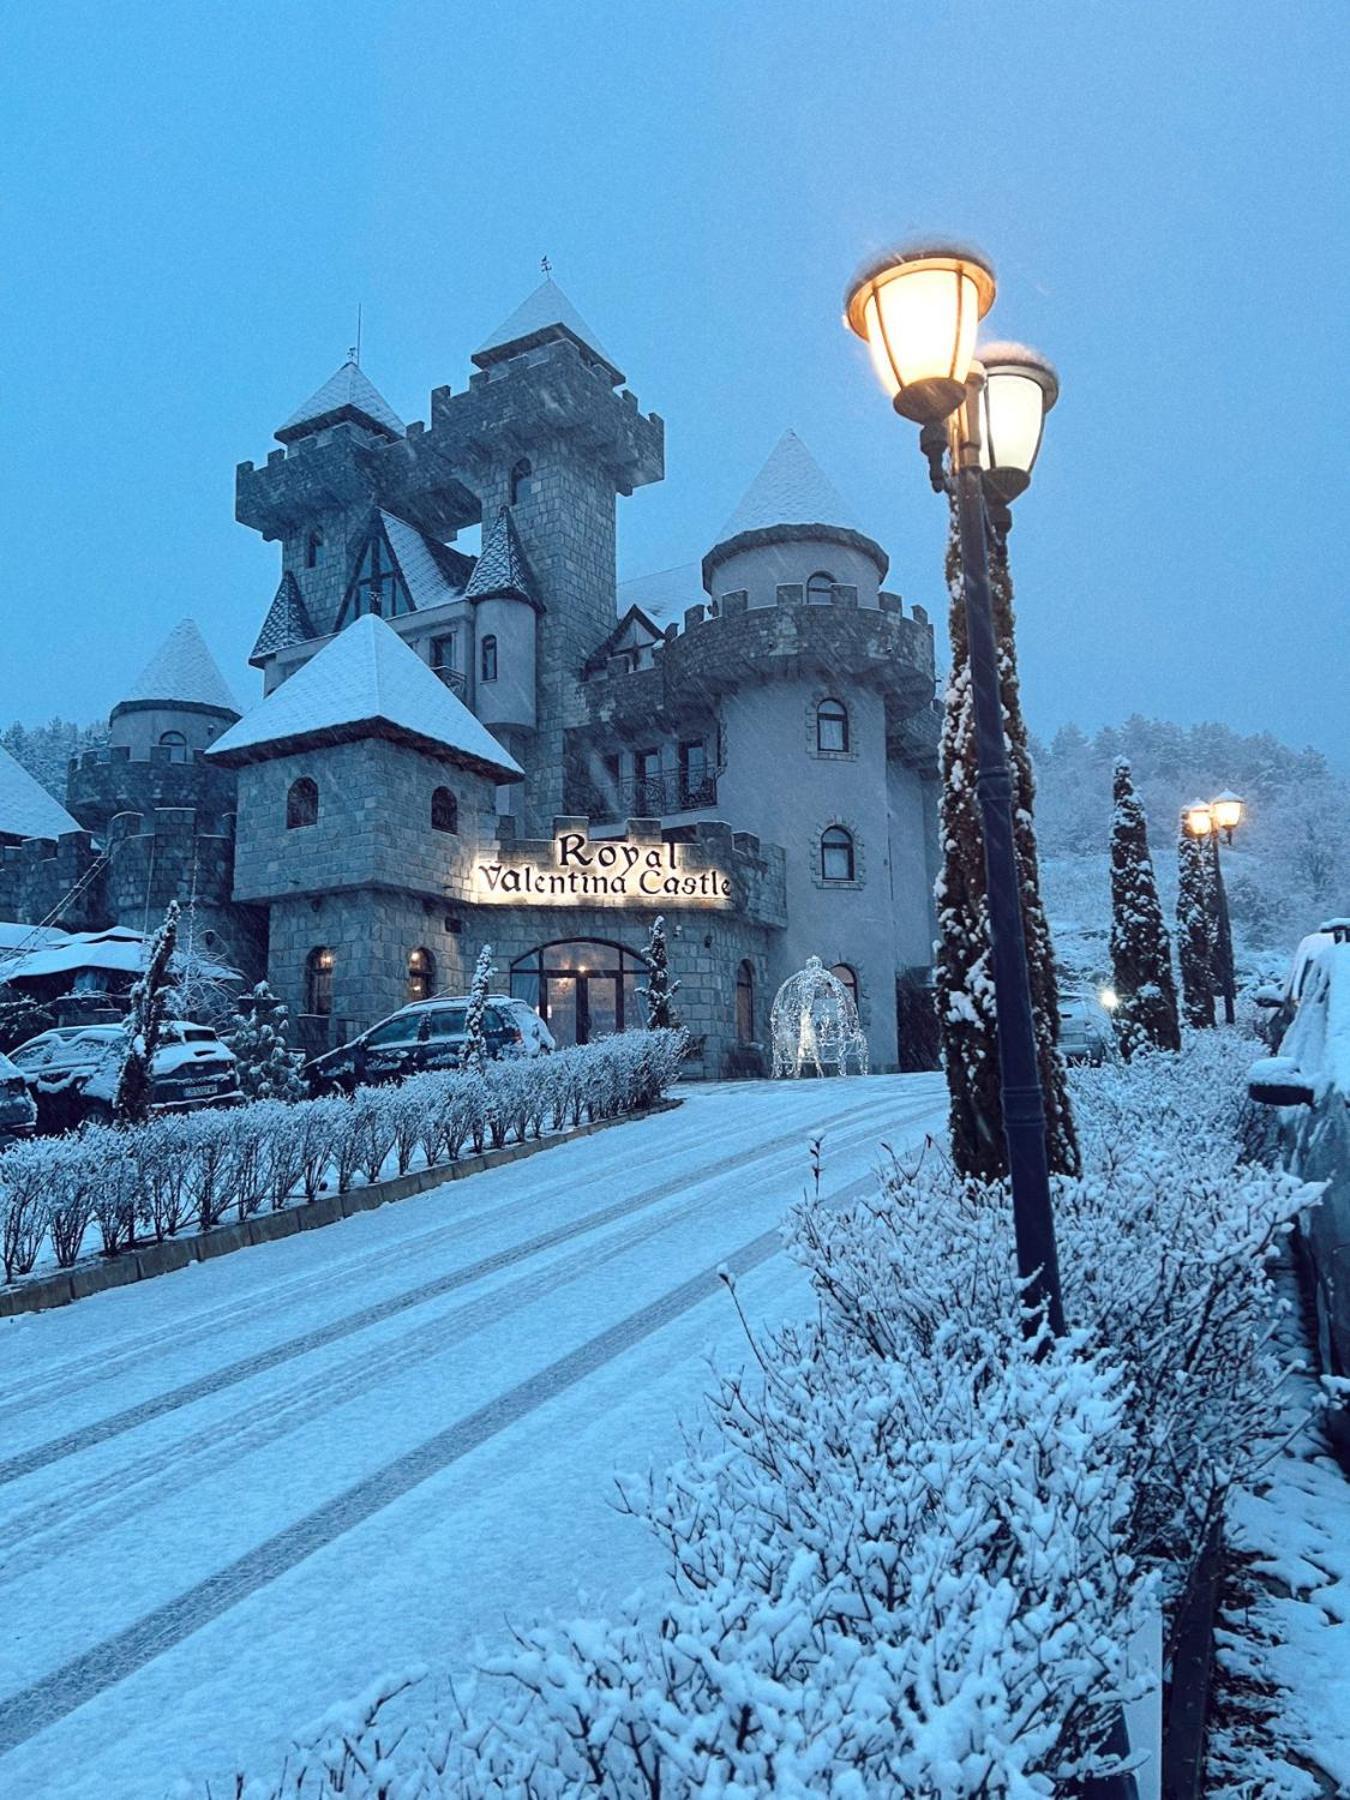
[575,768,720,821]
[432,666,467,697]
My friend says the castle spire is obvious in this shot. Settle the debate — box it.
[703,429,888,588]
[119,620,240,718]
[275,359,404,445]
[472,277,624,386]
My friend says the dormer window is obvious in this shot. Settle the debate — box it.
[337,524,414,626]
[807,571,835,605]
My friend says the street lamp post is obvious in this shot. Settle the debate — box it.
[1184,795,1244,1024]
[845,243,1065,1339]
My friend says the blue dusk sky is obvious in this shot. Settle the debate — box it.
[2,1,1346,765]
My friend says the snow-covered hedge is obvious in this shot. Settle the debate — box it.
[0,1029,686,1283]
[188,1030,1313,1797]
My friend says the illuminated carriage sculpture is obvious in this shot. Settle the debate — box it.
[770,956,869,1078]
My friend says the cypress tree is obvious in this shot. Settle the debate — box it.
[1177,824,1216,1028]
[640,915,681,1030]
[1109,759,1181,1055]
[114,901,179,1126]
[935,510,1079,1179]
[462,944,494,1073]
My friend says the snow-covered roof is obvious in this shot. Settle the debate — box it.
[0,921,71,955]
[716,430,864,543]
[472,278,623,385]
[379,513,467,610]
[207,613,523,781]
[119,620,240,717]
[251,572,317,664]
[0,746,83,842]
[464,508,541,610]
[616,562,707,624]
[275,360,405,445]
[1,925,238,985]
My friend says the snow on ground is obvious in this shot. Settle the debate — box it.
[0,1073,946,1799]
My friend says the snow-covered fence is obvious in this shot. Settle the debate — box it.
[193,1030,1313,1797]
[0,1029,686,1286]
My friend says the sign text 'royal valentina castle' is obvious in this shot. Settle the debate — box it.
[0,279,940,1073]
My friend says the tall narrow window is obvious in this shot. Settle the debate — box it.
[430,634,458,671]
[158,730,188,763]
[305,530,323,569]
[821,825,855,883]
[339,527,411,625]
[736,960,755,1043]
[807,570,836,605]
[679,740,709,807]
[480,635,498,682]
[509,458,533,505]
[305,947,334,1016]
[431,786,458,833]
[287,777,319,829]
[816,698,849,754]
[407,947,436,1003]
[636,748,662,814]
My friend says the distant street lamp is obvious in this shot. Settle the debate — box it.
[845,241,1066,1339]
[1184,794,1244,1023]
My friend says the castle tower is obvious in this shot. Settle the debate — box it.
[207,614,523,1047]
[108,619,242,761]
[461,505,542,790]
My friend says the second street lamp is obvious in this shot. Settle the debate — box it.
[1184,794,1244,1023]
[845,240,1066,1339]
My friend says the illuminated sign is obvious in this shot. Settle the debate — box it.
[473,830,734,908]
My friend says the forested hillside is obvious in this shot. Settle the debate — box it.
[1,718,108,800]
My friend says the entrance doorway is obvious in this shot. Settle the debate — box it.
[510,940,647,1046]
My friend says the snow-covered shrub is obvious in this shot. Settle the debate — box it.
[181,1109,238,1233]
[44,1137,100,1266]
[85,1125,144,1256]
[227,981,307,1102]
[385,1077,432,1176]
[0,1138,52,1279]
[292,1096,345,1202]
[337,1087,398,1190]
[135,1113,195,1240]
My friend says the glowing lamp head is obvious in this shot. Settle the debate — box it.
[1099,985,1119,1011]
[1184,801,1214,838]
[844,238,996,424]
[1212,791,1244,832]
[976,340,1059,503]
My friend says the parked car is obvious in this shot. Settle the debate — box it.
[304,995,554,1096]
[1247,919,1350,1460]
[1056,990,1114,1065]
[0,1050,38,1141]
[8,1021,241,1130]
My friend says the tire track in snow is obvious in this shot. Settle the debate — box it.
[0,1184,870,1759]
[0,1101,934,1579]
[0,1091,914,1486]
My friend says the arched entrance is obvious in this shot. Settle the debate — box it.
[510,939,647,1046]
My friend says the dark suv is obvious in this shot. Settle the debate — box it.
[304,998,538,1096]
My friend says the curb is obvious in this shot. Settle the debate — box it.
[0,1099,680,1320]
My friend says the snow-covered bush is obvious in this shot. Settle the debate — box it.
[44,1137,100,1266]
[0,1138,52,1279]
[135,1113,195,1241]
[227,981,306,1102]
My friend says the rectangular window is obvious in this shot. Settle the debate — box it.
[636,748,663,814]
[679,739,709,807]
[430,634,458,670]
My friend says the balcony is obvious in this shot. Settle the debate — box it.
[576,768,720,821]
[432,666,467,698]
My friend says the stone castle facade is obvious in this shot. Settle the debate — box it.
[0,280,941,1073]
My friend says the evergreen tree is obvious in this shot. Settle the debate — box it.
[1109,759,1180,1056]
[1176,825,1216,1029]
[935,509,1079,1180]
[462,944,493,1073]
[228,981,306,1101]
[114,901,179,1126]
[639,915,681,1030]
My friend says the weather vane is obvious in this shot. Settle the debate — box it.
[540,255,552,276]
[348,303,363,367]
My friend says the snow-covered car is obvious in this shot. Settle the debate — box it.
[1055,991,1113,1065]
[9,1021,241,1130]
[1247,921,1350,1455]
[304,995,554,1096]
[0,1050,38,1140]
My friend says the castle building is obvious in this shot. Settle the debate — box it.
[1,279,941,1073]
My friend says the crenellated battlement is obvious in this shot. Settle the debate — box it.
[67,747,238,840]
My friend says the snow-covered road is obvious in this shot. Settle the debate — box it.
[0,1073,946,1798]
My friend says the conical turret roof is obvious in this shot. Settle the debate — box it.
[0,745,81,843]
[472,278,623,385]
[464,508,543,611]
[275,359,405,444]
[118,620,240,717]
[251,572,317,665]
[208,614,523,782]
[703,430,887,585]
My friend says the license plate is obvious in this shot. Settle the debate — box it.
[184,1084,216,1099]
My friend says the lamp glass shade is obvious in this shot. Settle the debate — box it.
[1212,794,1244,831]
[980,370,1047,480]
[1185,804,1214,837]
[847,250,993,422]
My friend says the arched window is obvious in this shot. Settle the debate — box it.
[480,635,498,682]
[736,960,755,1043]
[407,946,436,1003]
[807,570,836,605]
[158,730,188,763]
[821,825,855,883]
[510,939,647,1047]
[305,947,334,1016]
[509,458,533,505]
[286,777,319,829]
[816,698,849,754]
[431,786,458,833]
[305,529,323,569]
[831,963,859,1009]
